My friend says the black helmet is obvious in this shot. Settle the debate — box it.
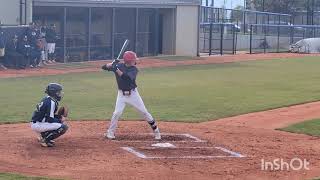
[45,83,63,101]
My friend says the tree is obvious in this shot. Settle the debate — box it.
[231,5,245,23]
[246,0,307,14]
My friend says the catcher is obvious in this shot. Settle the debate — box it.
[102,51,161,140]
[30,83,69,147]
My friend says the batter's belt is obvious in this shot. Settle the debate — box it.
[121,89,136,96]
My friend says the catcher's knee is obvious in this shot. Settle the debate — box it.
[45,124,68,141]
[58,124,68,135]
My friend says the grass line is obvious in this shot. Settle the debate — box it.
[0,173,62,180]
[279,119,320,137]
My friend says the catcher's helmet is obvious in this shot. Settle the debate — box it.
[45,83,63,101]
[123,51,138,64]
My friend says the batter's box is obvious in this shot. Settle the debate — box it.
[114,133,206,143]
[121,146,245,159]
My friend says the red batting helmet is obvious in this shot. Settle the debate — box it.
[123,51,137,64]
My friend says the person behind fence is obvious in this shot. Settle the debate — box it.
[0,26,6,70]
[17,36,31,69]
[4,35,24,69]
[26,22,41,67]
[29,36,43,68]
[26,22,40,47]
[46,24,57,63]
[40,25,48,65]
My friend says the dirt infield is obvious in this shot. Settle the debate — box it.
[1,101,320,180]
[0,53,320,78]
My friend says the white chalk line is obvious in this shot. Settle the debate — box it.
[181,133,206,142]
[121,147,147,159]
[136,146,217,150]
[215,147,246,158]
[147,156,238,159]
[121,146,246,159]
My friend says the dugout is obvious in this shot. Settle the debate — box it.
[32,0,201,62]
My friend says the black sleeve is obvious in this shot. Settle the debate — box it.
[102,64,113,71]
[121,67,138,81]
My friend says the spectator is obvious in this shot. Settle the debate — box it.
[26,23,42,68]
[17,35,31,69]
[28,38,42,68]
[26,22,40,47]
[4,35,24,69]
[46,24,58,63]
[40,25,48,65]
[0,26,7,70]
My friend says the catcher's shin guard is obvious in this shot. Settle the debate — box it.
[45,124,69,141]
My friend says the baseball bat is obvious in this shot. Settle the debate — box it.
[113,39,130,64]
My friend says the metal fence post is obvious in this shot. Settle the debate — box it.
[264,26,266,54]
[250,25,253,54]
[63,7,67,63]
[232,25,236,54]
[290,26,294,44]
[209,23,213,56]
[243,11,246,34]
[277,25,280,53]
[88,8,91,61]
[220,23,224,55]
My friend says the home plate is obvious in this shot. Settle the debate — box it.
[151,143,176,148]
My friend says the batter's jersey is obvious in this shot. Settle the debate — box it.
[115,63,138,91]
[31,96,59,123]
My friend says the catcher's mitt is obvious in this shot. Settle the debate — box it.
[57,106,69,118]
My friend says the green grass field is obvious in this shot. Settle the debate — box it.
[0,173,59,180]
[280,119,320,136]
[1,56,320,124]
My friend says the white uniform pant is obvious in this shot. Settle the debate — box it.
[108,88,154,133]
[47,43,56,54]
[31,122,62,133]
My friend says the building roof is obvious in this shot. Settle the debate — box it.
[34,0,201,6]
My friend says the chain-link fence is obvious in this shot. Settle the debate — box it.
[199,23,237,55]
[200,6,292,34]
[199,23,320,55]
[249,24,320,53]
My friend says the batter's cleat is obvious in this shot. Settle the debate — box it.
[39,139,55,147]
[154,128,161,140]
[104,131,116,140]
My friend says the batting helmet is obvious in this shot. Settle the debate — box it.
[123,51,137,64]
[45,83,63,101]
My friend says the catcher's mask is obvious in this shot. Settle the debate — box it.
[45,83,64,101]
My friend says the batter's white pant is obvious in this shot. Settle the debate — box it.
[47,43,56,54]
[31,122,62,133]
[108,88,154,133]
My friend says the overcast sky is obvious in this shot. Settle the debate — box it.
[202,0,245,9]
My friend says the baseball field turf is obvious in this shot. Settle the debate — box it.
[2,56,320,179]
[0,173,59,180]
[280,118,320,136]
[1,56,320,124]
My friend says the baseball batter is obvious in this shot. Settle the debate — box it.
[102,51,161,140]
[30,83,68,147]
